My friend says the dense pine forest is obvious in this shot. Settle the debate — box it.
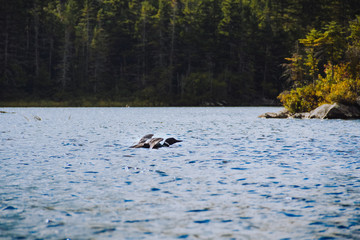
[1,0,360,106]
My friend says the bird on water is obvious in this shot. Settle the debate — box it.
[130,134,182,149]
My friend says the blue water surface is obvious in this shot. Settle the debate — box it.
[1,107,360,239]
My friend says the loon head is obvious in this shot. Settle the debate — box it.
[163,138,182,147]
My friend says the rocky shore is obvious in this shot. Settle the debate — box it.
[259,101,360,119]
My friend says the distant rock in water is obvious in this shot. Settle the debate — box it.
[258,109,291,119]
[259,101,360,119]
[0,110,15,114]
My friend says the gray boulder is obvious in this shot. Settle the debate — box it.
[309,103,360,119]
[356,97,360,107]
[325,103,360,119]
[308,104,333,119]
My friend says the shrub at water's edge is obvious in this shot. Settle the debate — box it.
[278,18,360,114]
[278,64,360,113]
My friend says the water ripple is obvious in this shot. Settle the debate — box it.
[1,107,360,239]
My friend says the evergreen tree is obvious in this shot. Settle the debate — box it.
[1,0,360,106]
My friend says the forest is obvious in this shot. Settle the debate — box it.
[1,0,360,106]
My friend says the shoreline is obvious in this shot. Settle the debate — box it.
[259,102,360,120]
[0,100,280,108]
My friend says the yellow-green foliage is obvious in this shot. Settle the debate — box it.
[322,64,360,104]
[328,79,360,104]
[278,84,321,113]
[279,63,360,113]
[279,18,360,113]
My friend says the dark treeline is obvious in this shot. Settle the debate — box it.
[1,0,360,106]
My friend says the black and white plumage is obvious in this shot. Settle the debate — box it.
[130,134,182,149]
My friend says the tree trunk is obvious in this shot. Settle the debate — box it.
[262,44,269,98]
[4,15,9,84]
[85,0,90,81]
[34,2,39,78]
[48,36,53,81]
[61,27,70,89]
[169,0,177,94]
[142,13,146,86]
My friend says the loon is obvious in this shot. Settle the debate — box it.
[130,134,182,149]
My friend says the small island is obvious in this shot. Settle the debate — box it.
[260,17,360,119]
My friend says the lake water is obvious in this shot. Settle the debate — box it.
[1,107,360,239]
